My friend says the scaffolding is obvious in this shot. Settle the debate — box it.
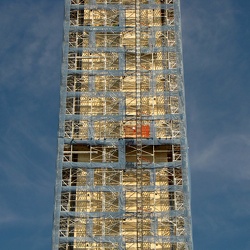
[53,0,193,249]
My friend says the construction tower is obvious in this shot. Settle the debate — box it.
[52,0,193,249]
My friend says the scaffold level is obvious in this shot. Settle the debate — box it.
[52,0,193,249]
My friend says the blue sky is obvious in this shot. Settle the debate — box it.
[0,0,249,249]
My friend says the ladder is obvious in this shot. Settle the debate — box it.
[135,1,144,249]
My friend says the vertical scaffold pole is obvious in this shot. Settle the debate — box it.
[135,0,144,249]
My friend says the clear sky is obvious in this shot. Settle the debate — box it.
[0,0,250,249]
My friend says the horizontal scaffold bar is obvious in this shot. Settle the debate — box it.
[62,161,183,169]
[62,161,182,170]
[64,114,184,121]
[69,25,175,32]
[70,4,174,11]
[66,91,124,98]
[61,185,183,192]
[67,68,178,75]
[64,138,182,146]
[66,91,180,98]
[68,47,176,53]
[59,235,187,243]
[59,210,185,218]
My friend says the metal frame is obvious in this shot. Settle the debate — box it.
[52,0,193,249]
